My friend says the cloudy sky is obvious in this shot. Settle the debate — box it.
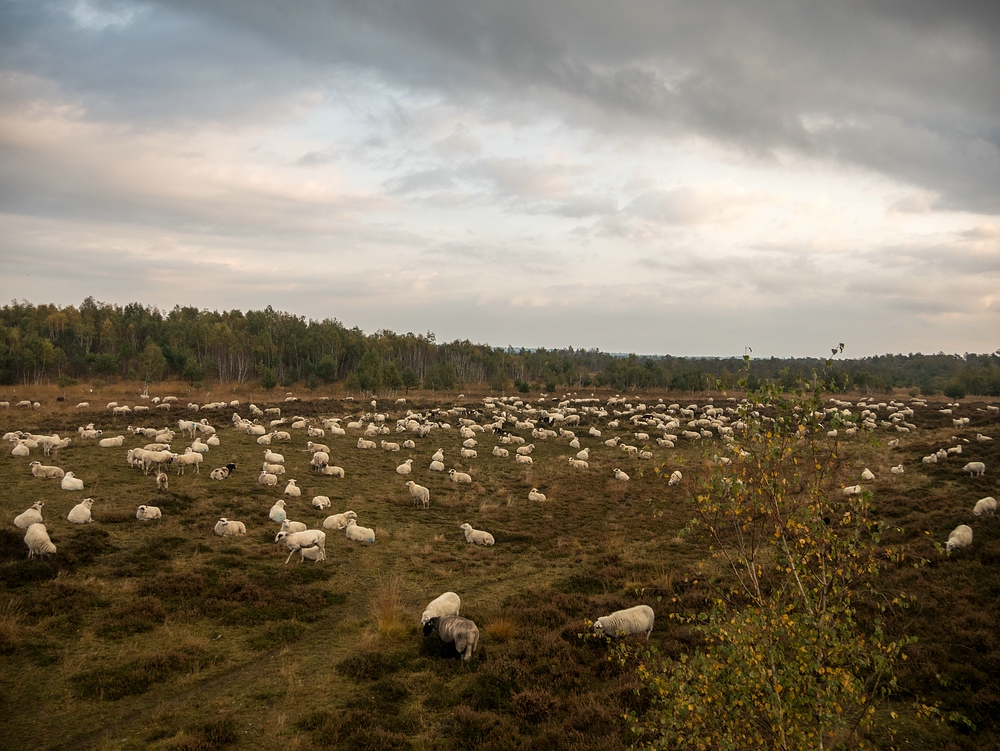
[1,0,998,356]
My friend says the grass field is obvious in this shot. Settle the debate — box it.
[0,383,998,750]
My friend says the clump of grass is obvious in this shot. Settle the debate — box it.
[0,597,24,653]
[370,575,407,641]
[483,615,517,642]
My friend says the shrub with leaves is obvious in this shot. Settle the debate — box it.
[623,356,916,750]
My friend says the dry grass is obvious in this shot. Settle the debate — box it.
[370,575,408,641]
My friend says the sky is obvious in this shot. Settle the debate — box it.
[0,0,998,357]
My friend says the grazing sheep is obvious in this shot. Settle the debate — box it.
[312,495,332,510]
[429,460,446,472]
[613,468,629,481]
[668,470,682,486]
[67,498,94,523]
[946,524,973,552]
[284,479,301,497]
[29,461,64,479]
[214,518,247,536]
[421,592,461,626]
[449,469,473,484]
[861,468,875,481]
[406,480,430,509]
[156,471,169,491]
[890,464,904,475]
[269,500,287,523]
[460,523,494,546]
[14,501,44,529]
[963,462,986,477]
[318,464,345,477]
[974,497,997,517]
[528,488,546,502]
[323,510,357,530]
[136,505,162,521]
[397,459,414,475]
[277,519,307,536]
[275,529,326,564]
[24,523,57,558]
[61,471,84,491]
[423,615,479,662]
[345,518,375,543]
[593,604,655,640]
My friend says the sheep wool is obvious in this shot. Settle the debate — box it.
[973,497,997,517]
[423,615,480,662]
[14,502,45,529]
[214,518,247,536]
[345,519,375,543]
[61,471,84,491]
[67,498,94,524]
[946,524,973,552]
[460,523,494,546]
[593,604,655,640]
[136,505,162,521]
[421,592,461,626]
[269,500,287,523]
[24,523,57,558]
[323,511,357,530]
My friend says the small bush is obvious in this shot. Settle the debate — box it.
[168,717,238,751]
[71,650,214,700]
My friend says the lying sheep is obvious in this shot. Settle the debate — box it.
[449,469,473,483]
[67,498,94,523]
[514,454,533,465]
[29,461,64,479]
[963,462,986,477]
[277,519,307,537]
[318,464,346,477]
[421,592,461,626]
[312,495,332,510]
[568,458,589,469]
[423,615,479,661]
[429,460,446,472]
[136,505,162,521]
[209,462,237,480]
[284,479,301,497]
[10,441,29,457]
[258,470,278,486]
[397,459,414,475]
[345,518,375,543]
[946,524,973,552]
[264,449,285,464]
[269,500,287,523]
[98,435,125,448]
[275,529,326,564]
[460,523,494,546]
[323,510,357,530]
[974,497,997,517]
[492,446,509,458]
[890,464,905,475]
[214,518,247,536]
[593,604,655,640]
[14,501,44,529]
[861,468,875,481]
[61,471,84,491]
[432,449,445,462]
[528,488,546,502]
[24,523,57,558]
[668,470,682,486]
[461,448,478,459]
[843,484,862,496]
[406,480,430,509]
[613,468,629,481]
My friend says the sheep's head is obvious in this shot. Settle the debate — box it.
[593,620,606,636]
[422,617,439,636]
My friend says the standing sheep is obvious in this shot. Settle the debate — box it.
[423,615,480,661]
[24,523,57,558]
[275,529,327,564]
[406,480,430,509]
[973,497,997,517]
[593,604,655,640]
[963,462,986,477]
[946,524,973,552]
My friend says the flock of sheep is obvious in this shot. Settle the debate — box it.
[5,390,998,656]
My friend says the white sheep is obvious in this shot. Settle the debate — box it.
[461,448,478,459]
[173,450,203,475]
[514,454,533,465]
[421,592,461,626]
[310,451,330,471]
[277,519,307,536]
[264,449,285,464]
[861,468,875,481]
[890,464,905,475]
[449,469,473,484]
[946,524,973,552]
[318,464,345,477]
[10,441,30,457]
[345,518,375,543]
[963,462,986,477]
[67,498,94,524]
[29,461,64,479]
[569,458,589,469]
[307,441,330,454]
[14,501,44,529]
[429,460,446,472]
[668,470,682,486]
[460,522,494,546]
[516,444,534,455]
[24,523,57,558]
[323,510,357,530]
[492,446,509,458]
[214,518,246,536]
[406,480,431,509]
[61,471,84,491]
[423,615,479,661]
[976,434,993,443]
[528,488,546,502]
[136,504,162,521]
[98,435,125,448]
[269,500,287,522]
[275,529,327,563]
[593,604,655,640]
[284,479,301,497]
[396,459,414,475]
[432,449,445,462]
[613,468,629,481]
[973,497,997,517]
[843,485,863,496]
[312,495,332,510]
[259,470,278,486]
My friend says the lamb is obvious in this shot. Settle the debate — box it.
[613,468,630,481]
[593,604,655,640]
[423,615,479,661]
[24,523,57,558]
[14,501,44,529]
[429,460,446,472]
[396,459,414,475]
[421,591,461,626]
[492,446,509,458]
[973,497,997,517]
[284,479,301,497]
[29,461,65,479]
[275,529,327,564]
[345,518,375,543]
[318,464,345,477]
[406,480,430,509]
[668,470,682,486]
[258,470,278,486]
[277,519,307,536]
[136,505,162,521]
[98,435,125,448]
[946,524,973,552]
[449,469,473,484]
[963,462,986,477]
[460,522,494,546]
[312,495,332,510]
[214,518,247,536]
[61,471,84,491]
[528,488,547,502]
[381,440,401,451]
[323,510,357,530]
[67,498,94,523]
[269,500,287,522]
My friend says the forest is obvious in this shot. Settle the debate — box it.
[1,299,998,397]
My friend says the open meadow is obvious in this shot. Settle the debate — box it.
[1,384,998,750]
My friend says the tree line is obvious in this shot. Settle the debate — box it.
[1,299,998,396]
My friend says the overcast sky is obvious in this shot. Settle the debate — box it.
[1,0,998,356]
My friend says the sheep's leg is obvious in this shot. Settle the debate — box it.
[284,547,298,565]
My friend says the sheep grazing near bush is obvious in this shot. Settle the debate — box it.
[423,615,480,662]
[406,481,430,509]
[963,462,986,477]
[214,518,247,536]
[460,523,494,546]
[974,497,997,517]
[275,529,326,564]
[345,519,375,543]
[61,471,84,491]
[946,524,973,552]
[14,501,44,529]
[136,505,162,521]
[593,604,655,640]
[67,498,94,524]
[323,510,357,530]
[24,523,57,558]
[421,592,462,626]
